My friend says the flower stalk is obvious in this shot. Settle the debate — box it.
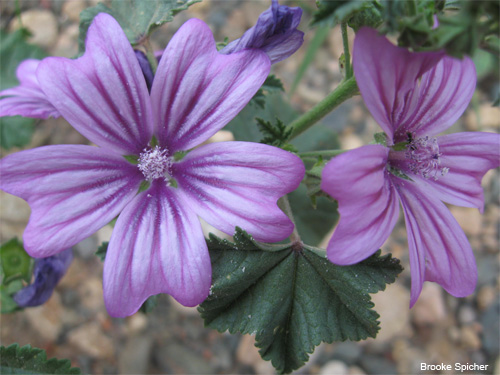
[286,76,359,141]
[341,22,352,79]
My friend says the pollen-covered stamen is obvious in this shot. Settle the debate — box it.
[138,146,172,182]
[405,135,449,180]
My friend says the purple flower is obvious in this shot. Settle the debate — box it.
[0,59,60,119]
[321,28,500,306]
[13,249,73,307]
[0,14,305,317]
[220,0,304,64]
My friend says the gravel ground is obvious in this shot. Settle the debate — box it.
[0,1,499,374]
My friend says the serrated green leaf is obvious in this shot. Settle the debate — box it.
[0,343,81,374]
[251,75,284,109]
[311,0,369,27]
[0,238,32,284]
[199,229,403,374]
[257,117,292,147]
[0,29,45,150]
[78,0,200,52]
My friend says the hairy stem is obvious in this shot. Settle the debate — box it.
[286,76,359,140]
[299,149,347,158]
[341,22,352,79]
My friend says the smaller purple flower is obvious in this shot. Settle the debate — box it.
[321,28,500,306]
[0,59,60,119]
[13,249,73,307]
[220,0,304,64]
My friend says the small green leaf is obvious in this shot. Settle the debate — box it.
[251,75,284,109]
[0,239,32,284]
[257,117,292,147]
[311,0,369,27]
[0,29,46,150]
[0,343,81,374]
[95,242,108,261]
[199,229,403,374]
[79,0,200,52]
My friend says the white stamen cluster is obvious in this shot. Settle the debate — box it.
[405,136,449,180]
[138,146,172,181]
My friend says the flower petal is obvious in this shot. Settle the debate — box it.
[352,27,443,143]
[412,132,500,212]
[103,181,211,317]
[396,181,477,307]
[220,0,304,64]
[396,56,476,138]
[0,145,142,257]
[173,142,304,242]
[13,249,73,307]
[0,59,60,119]
[36,13,153,155]
[151,18,271,153]
[321,145,400,265]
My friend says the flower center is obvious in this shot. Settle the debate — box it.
[404,135,449,180]
[138,146,172,182]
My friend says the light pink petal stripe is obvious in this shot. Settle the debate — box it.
[173,141,304,242]
[36,13,153,155]
[396,182,477,307]
[151,18,271,153]
[0,145,142,257]
[321,145,400,265]
[103,181,211,317]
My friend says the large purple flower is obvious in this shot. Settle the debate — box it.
[321,28,500,306]
[0,14,304,317]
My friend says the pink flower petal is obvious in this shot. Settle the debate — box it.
[0,59,60,119]
[103,181,211,317]
[0,145,142,257]
[396,182,477,307]
[36,13,153,155]
[321,145,400,265]
[396,56,476,139]
[151,19,271,153]
[173,142,304,242]
[352,27,442,143]
[412,132,500,212]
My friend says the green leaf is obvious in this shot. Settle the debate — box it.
[311,0,369,27]
[1,280,24,313]
[0,29,46,150]
[251,75,284,109]
[256,118,292,147]
[0,343,81,374]
[78,0,200,52]
[0,239,32,284]
[95,242,108,261]
[199,229,403,374]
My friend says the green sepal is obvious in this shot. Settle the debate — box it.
[0,239,32,284]
[373,132,388,146]
[123,155,139,165]
[0,343,81,374]
[391,141,408,151]
[387,165,413,181]
[311,0,370,28]
[138,180,151,193]
[199,228,403,374]
[216,37,229,51]
[169,178,178,188]
[1,280,24,314]
[78,0,200,52]
[174,150,188,161]
[347,1,383,31]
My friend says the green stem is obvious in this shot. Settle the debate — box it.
[299,149,347,158]
[341,22,352,79]
[286,76,359,140]
[278,195,301,244]
[143,39,158,75]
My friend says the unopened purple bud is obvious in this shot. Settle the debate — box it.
[13,249,73,307]
[134,50,154,92]
[220,0,304,64]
